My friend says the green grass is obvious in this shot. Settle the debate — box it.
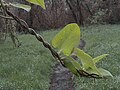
[0,31,58,90]
[0,25,120,90]
[75,24,120,90]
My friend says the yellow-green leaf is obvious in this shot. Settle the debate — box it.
[10,2,31,12]
[74,48,92,68]
[98,68,113,78]
[63,57,82,76]
[93,54,109,63]
[69,57,82,70]
[86,68,99,75]
[74,48,100,74]
[26,0,45,9]
[86,68,113,78]
[87,68,113,78]
[52,23,80,56]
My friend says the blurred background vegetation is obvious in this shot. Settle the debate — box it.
[1,0,120,31]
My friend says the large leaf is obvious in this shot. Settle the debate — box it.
[9,2,31,12]
[93,54,109,63]
[74,48,100,74]
[63,57,81,76]
[52,23,80,56]
[26,0,45,9]
[87,68,113,78]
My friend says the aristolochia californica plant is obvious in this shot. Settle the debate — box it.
[0,0,113,78]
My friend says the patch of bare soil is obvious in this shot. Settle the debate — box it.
[49,63,75,90]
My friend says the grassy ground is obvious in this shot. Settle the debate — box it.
[0,25,120,90]
[75,24,120,90]
[0,31,58,90]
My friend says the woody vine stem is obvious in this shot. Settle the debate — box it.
[0,0,65,65]
[0,0,102,79]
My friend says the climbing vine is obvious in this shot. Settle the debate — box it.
[0,0,113,78]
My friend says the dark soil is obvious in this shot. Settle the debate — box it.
[49,63,75,90]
